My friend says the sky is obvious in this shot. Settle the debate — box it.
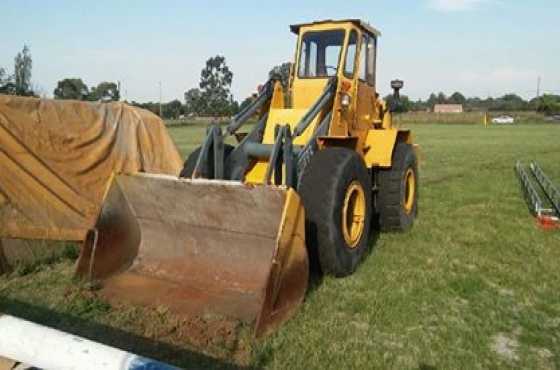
[1,0,559,102]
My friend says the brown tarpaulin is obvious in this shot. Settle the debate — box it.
[0,96,183,242]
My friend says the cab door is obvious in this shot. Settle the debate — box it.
[355,34,377,132]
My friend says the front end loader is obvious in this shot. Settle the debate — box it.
[76,19,418,339]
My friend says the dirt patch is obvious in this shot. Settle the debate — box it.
[108,301,254,366]
[179,314,252,364]
[529,347,555,369]
[350,320,369,331]
[498,288,515,297]
[536,348,553,360]
[491,333,519,362]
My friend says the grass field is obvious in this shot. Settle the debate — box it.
[394,111,548,125]
[1,122,560,369]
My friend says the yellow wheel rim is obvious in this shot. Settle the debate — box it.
[404,168,416,214]
[342,181,366,248]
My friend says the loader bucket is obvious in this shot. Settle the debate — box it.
[75,173,308,338]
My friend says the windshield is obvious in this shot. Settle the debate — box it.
[298,30,345,78]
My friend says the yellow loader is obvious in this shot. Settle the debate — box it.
[76,19,418,338]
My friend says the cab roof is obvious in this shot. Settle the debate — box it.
[290,19,381,37]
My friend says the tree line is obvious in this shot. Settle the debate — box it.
[134,60,292,119]
[155,57,560,118]
[1,47,558,117]
[390,91,560,115]
[53,79,120,101]
[0,45,120,102]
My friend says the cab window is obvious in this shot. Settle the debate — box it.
[367,36,376,86]
[344,30,358,77]
[298,30,345,78]
[359,35,367,81]
[358,34,376,86]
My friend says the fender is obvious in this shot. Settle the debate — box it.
[363,128,412,168]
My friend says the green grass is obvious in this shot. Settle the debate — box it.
[395,111,548,125]
[2,123,560,369]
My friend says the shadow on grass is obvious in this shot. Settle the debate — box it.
[305,223,381,296]
[0,298,252,370]
[418,364,437,370]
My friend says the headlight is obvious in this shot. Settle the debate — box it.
[341,93,351,109]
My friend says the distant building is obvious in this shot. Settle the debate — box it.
[434,104,463,113]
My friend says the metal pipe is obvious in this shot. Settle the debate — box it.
[226,79,274,136]
[212,126,224,179]
[265,126,284,185]
[282,126,295,188]
[0,314,179,370]
[244,143,302,160]
[296,111,333,182]
[293,77,336,136]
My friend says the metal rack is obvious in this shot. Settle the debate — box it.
[530,161,560,217]
[515,161,559,224]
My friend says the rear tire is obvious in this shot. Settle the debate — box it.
[299,148,372,277]
[179,144,234,179]
[375,142,418,232]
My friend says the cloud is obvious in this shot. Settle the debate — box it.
[428,0,489,12]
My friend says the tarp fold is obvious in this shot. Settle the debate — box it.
[0,96,183,241]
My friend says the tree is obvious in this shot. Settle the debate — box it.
[501,94,527,111]
[199,55,234,116]
[464,96,482,111]
[269,62,292,90]
[0,67,15,95]
[90,82,120,102]
[239,95,256,112]
[410,99,429,112]
[130,101,160,115]
[14,45,33,96]
[184,88,203,115]
[427,93,438,108]
[436,92,447,104]
[163,99,183,119]
[53,78,89,100]
[269,62,292,106]
[228,99,240,116]
[534,94,560,115]
[483,94,528,111]
[384,94,412,113]
[448,92,466,105]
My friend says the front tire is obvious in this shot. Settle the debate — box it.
[375,142,418,232]
[299,148,372,277]
[179,144,234,179]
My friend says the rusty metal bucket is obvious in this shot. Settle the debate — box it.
[75,173,308,337]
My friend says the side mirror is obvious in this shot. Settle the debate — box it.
[389,79,404,112]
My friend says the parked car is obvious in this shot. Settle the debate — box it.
[544,115,560,122]
[492,115,515,124]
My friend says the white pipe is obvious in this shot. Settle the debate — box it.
[0,315,179,370]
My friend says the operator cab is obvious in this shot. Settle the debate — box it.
[291,19,380,79]
[289,19,382,129]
